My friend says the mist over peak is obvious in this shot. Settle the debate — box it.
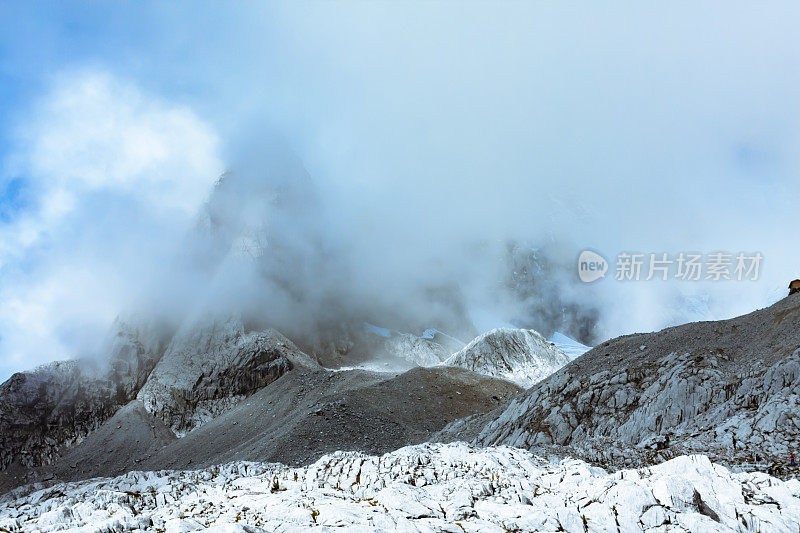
[128,143,594,366]
[1,2,799,378]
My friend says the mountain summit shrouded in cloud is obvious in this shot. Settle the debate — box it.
[4,4,800,529]
[0,2,800,379]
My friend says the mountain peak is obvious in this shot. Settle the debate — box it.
[444,327,573,387]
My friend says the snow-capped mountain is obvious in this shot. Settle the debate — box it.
[443,328,573,388]
[4,294,800,532]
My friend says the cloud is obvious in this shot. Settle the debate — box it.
[2,2,800,379]
[4,71,220,247]
[0,70,222,377]
[224,2,800,339]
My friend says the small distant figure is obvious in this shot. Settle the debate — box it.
[791,453,797,468]
[790,279,800,296]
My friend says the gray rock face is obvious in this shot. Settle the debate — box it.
[467,295,800,471]
[102,319,169,397]
[443,328,573,387]
[136,316,318,435]
[17,400,176,489]
[0,312,320,477]
[0,320,165,470]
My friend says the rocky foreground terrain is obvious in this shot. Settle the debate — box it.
[1,443,799,532]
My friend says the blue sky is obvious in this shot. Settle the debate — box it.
[0,2,152,223]
[1,2,800,381]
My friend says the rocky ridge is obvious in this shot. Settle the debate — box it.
[136,316,318,435]
[459,295,800,472]
[0,320,165,471]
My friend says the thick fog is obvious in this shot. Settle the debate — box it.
[1,2,799,379]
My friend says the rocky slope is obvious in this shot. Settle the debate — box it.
[2,442,799,533]
[443,328,573,387]
[21,401,176,486]
[134,366,520,471]
[136,315,319,436]
[456,294,800,472]
[0,319,166,472]
[3,365,521,492]
[0,313,319,482]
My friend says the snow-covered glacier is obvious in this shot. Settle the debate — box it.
[2,442,798,533]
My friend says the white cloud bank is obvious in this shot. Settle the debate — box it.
[0,70,222,377]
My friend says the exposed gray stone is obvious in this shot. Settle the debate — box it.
[0,319,166,470]
[137,315,319,435]
[441,295,800,475]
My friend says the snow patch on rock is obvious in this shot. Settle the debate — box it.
[384,332,453,367]
[550,331,591,358]
[360,323,465,369]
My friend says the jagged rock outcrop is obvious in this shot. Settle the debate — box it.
[467,295,800,470]
[443,328,572,387]
[26,400,175,489]
[103,318,170,397]
[3,442,799,532]
[136,315,319,435]
[0,320,165,471]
